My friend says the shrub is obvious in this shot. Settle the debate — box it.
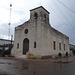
[0,44,13,57]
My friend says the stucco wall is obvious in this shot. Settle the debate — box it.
[14,6,70,58]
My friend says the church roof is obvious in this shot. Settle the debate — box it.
[51,27,69,39]
[30,6,50,14]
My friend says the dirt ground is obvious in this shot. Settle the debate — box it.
[0,55,75,63]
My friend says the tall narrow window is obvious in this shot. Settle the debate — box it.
[53,41,56,50]
[34,42,36,48]
[17,43,19,49]
[44,14,46,20]
[59,43,61,50]
[64,44,65,50]
[34,13,38,19]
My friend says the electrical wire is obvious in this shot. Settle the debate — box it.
[56,0,75,32]
[44,0,75,34]
[57,0,75,14]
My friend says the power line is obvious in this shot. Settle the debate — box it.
[68,0,72,9]
[57,0,75,14]
[45,0,75,34]
[67,0,75,22]
[56,0,75,32]
[43,0,63,26]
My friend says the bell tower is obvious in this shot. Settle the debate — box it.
[30,6,50,24]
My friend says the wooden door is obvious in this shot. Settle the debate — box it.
[23,38,29,54]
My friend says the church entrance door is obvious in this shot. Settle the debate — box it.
[23,38,29,55]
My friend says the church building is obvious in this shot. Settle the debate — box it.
[14,6,70,58]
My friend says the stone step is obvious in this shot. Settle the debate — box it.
[17,55,26,58]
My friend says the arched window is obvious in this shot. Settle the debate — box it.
[34,13,38,19]
[53,41,56,50]
[59,43,61,50]
[34,42,36,48]
[17,43,19,49]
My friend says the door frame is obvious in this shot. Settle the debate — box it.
[23,38,29,55]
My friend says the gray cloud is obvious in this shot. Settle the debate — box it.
[0,0,75,45]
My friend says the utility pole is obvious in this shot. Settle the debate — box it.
[8,0,12,40]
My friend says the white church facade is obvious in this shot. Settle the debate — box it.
[14,6,70,58]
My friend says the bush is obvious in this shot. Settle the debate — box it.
[58,53,62,57]
[0,44,13,57]
[66,52,68,56]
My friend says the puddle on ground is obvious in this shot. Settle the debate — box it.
[0,59,75,75]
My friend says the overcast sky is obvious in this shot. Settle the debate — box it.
[0,0,75,45]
